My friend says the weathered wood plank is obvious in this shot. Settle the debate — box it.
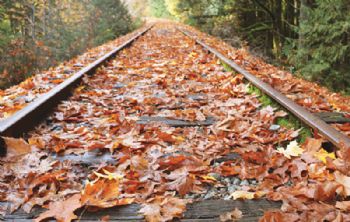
[137,116,215,127]
[182,199,280,221]
[315,112,350,124]
[3,199,280,221]
[53,152,117,166]
[211,153,241,164]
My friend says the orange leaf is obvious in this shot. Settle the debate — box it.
[2,137,32,156]
[34,194,82,222]
[81,178,133,208]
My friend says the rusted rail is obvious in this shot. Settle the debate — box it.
[179,28,350,150]
[0,25,153,142]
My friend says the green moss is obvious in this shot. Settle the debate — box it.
[221,61,313,143]
[247,85,278,108]
[221,61,233,72]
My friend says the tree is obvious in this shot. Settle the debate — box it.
[0,0,135,89]
[288,0,350,93]
[148,0,173,18]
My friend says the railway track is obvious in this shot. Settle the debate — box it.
[0,25,153,141]
[1,23,350,221]
[1,24,349,153]
[179,29,350,151]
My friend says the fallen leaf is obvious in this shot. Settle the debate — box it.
[101,215,110,222]
[34,194,82,222]
[93,169,123,180]
[259,211,284,222]
[220,208,243,221]
[166,169,195,196]
[277,140,303,159]
[313,148,336,163]
[230,190,265,200]
[139,196,188,222]
[334,171,350,196]
[303,138,323,153]
[139,201,162,222]
[81,177,133,208]
[335,201,350,211]
[2,137,32,156]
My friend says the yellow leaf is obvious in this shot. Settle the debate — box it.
[313,148,336,163]
[127,82,136,87]
[230,191,265,200]
[189,52,197,58]
[93,169,123,180]
[175,136,185,143]
[111,141,121,151]
[75,85,85,93]
[277,140,303,159]
[200,175,217,181]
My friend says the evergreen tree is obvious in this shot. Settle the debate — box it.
[288,0,350,93]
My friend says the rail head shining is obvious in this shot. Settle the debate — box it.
[0,25,153,140]
[179,28,350,150]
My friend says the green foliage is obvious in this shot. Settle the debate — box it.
[90,0,133,45]
[148,0,173,18]
[286,0,350,94]
[0,0,135,89]
[160,0,349,94]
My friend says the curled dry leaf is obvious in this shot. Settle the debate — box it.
[34,193,82,222]
[220,208,243,222]
[2,137,32,156]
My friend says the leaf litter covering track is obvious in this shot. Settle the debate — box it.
[180,25,350,139]
[1,24,350,222]
[0,26,149,121]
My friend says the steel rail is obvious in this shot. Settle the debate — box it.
[179,28,350,150]
[0,25,153,144]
